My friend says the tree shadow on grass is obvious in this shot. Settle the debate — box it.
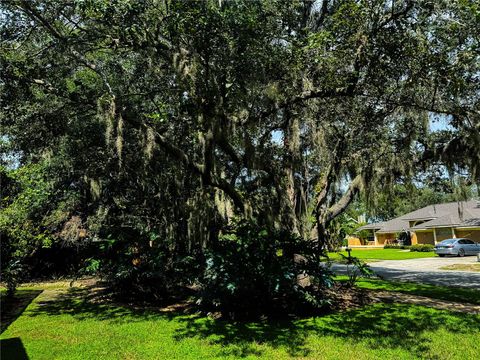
[174,303,480,358]
[26,286,182,324]
[1,290,42,334]
[25,286,313,357]
[0,337,29,360]
[174,315,316,358]
[317,303,480,355]
[23,286,480,359]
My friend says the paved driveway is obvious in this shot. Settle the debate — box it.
[332,256,480,289]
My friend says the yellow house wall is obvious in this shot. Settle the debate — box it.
[455,229,480,242]
[347,236,362,246]
[376,233,396,245]
[410,232,418,245]
[415,231,435,245]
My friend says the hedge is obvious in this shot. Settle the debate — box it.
[384,244,411,250]
[410,244,435,252]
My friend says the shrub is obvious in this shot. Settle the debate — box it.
[410,244,434,252]
[384,244,411,249]
[198,220,334,319]
[338,253,374,287]
[92,224,201,303]
[101,238,199,302]
[1,260,24,297]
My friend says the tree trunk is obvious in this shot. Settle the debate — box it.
[283,112,302,235]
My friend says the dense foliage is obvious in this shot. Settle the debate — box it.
[199,220,332,318]
[1,0,479,311]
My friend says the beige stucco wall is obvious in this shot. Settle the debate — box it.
[415,231,435,245]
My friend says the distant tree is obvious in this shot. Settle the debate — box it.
[364,173,476,221]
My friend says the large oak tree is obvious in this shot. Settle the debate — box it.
[1,0,479,261]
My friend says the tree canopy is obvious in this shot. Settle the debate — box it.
[1,0,479,308]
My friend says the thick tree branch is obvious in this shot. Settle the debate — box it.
[217,135,241,165]
[324,174,364,225]
[246,87,353,127]
[314,164,334,215]
[151,128,245,212]
[210,178,245,212]
[314,139,343,215]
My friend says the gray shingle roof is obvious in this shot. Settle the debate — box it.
[357,218,410,233]
[357,222,384,231]
[362,200,480,233]
[401,200,479,220]
[411,214,461,229]
[459,217,480,227]
[375,218,410,233]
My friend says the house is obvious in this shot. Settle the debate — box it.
[348,200,480,247]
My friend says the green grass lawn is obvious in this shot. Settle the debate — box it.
[335,276,480,305]
[328,249,436,262]
[1,284,479,359]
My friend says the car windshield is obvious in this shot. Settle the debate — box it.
[439,239,456,245]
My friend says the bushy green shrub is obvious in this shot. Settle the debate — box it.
[101,237,199,302]
[384,244,411,249]
[410,244,434,252]
[0,164,95,285]
[383,244,397,249]
[198,220,334,319]
[1,260,24,297]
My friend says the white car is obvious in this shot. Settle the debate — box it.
[434,238,480,257]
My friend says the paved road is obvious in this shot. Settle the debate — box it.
[332,256,480,289]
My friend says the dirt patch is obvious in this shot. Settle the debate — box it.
[440,264,480,272]
[325,285,373,311]
[368,290,480,314]
[32,280,196,316]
